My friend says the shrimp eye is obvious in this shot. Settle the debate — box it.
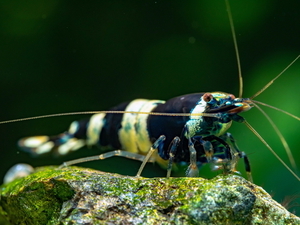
[228,94,236,100]
[203,93,213,102]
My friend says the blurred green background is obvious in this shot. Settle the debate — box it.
[0,0,300,215]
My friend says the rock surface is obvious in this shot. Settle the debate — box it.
[0,166,299,225]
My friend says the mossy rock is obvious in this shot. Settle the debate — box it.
[0,166,299,225]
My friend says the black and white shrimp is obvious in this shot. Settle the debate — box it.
[1,1,299,191]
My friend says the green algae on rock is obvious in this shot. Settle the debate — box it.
[0,166,299,225]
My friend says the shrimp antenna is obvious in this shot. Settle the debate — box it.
[0,111,220,125]
[244,120,300,182]
[225,0,243,98]
[252,100,300,121]
[252,102,296,170]
[251,55,300,99]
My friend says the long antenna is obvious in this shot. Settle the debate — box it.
[252,102,296,170]
[251,55,300,99]
[244,121,300,182]
[252,100,300,121]
[0,111,220,125]
[225,0,243,98]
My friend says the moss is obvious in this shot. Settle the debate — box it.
[0,205,11,225]
[0,166,299,224]
[0,167,75,225]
